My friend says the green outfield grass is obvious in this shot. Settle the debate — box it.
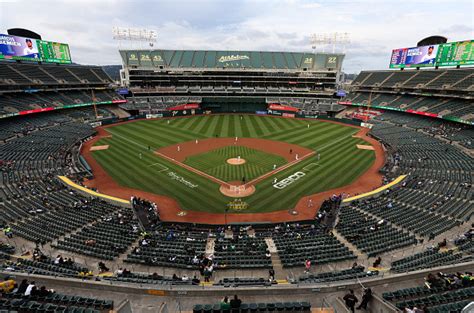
[184,145,287,182]
[90,115,376,214]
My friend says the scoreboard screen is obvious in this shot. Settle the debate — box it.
[0,34,71,64]
[435,40,474,67]
[389,45,438,68]
[37,40,72,64]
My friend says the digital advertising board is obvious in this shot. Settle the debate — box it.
[0,34,71,64]
[0,34,41,61]
[435,40,474,67]
[390,45,439,68]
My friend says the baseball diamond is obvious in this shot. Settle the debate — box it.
[82,114,382,222]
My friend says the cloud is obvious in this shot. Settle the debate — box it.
[0,0,472,72]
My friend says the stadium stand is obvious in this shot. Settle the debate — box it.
[273,225,356,268]
[0,45,472,312]
[295,266,379,284]
[347,67,474,121]
[335,207,418,257]
[382,271,473,312]
[0,279,114,312]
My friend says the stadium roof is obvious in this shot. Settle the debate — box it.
[120,49,344,71]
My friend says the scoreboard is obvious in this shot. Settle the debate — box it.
[0,34,72,64]
[37,40,72,64]
[435,40,474,67]
[389,39,474,68]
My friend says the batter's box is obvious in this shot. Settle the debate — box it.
[148,162,169,173]
[303,163,320,171]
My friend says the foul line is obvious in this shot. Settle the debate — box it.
[155,151,231,188]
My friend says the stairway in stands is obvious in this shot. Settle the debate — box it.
[265,238,286,281]
[105,105,130,118]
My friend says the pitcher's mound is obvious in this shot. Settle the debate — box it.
[220,184,256,197]
[227,158,246,165]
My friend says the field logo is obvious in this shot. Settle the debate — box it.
[167,172,198,189]
[227,199,249,211]
[273,171,306,189]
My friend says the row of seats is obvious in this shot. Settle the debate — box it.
[335,206,417,257]
[0,62,111,86]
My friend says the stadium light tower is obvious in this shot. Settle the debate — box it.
[112,26,158,50]
[310,32,350,53]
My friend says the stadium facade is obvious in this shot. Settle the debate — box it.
[119,49,345,115]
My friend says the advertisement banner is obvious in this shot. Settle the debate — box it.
[268,104,299,112]
[336,90,347,97]
[146,114,163,119]
[255,111,268,115]
[282,113,295,118]
[390,45,439,68]
[405,109,439,118]
[18,107,54,115]
[0,34,40,61]
[268,110,282,116]
[117,88,129,95]
[167,103,200,111]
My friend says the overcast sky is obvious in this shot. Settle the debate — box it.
[1,0,473,73]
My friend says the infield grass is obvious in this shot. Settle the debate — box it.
[184,145,287,182]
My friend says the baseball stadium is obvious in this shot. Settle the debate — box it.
[0,2,473,312]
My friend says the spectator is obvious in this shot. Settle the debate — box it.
[373,257,382,268]
[356,288,372,310]
[3,226,13,238]
[230,294,242,309]
[37,286,50,297]
[24,281,36,296]
[343,289,358,313]
[98,261,109,273]
[220,296,231,310]
[304,259,311,273]
[16,279,28,294]
[54,255,63,265]
[191,275,200,285]
[269,269,275,282]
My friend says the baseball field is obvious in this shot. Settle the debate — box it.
[86,115,378,215]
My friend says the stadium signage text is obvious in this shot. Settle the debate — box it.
[273,171,306,189]
[167,172,198,189]
[218,55,250,63]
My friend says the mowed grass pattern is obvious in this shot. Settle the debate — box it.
[184,146,287,182]
[91,115,376,213]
